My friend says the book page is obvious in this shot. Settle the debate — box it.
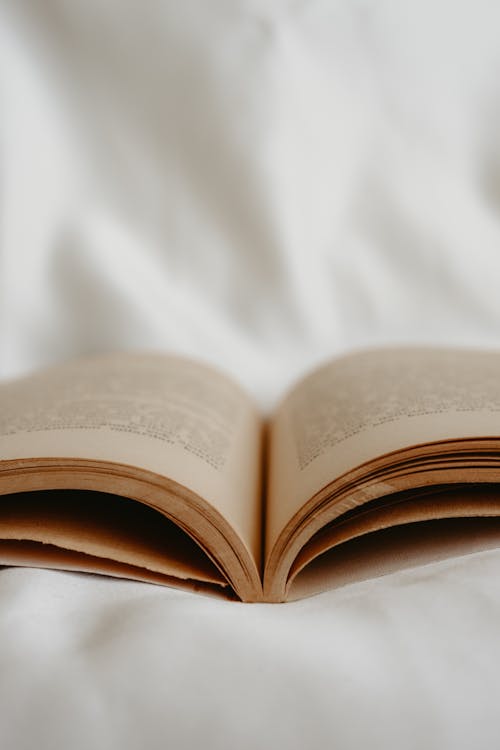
[0,353,263,567]
[288,516,500,601]
[0,489,227,587]
[267,347,500,557]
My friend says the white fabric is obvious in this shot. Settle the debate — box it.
[2,1,500,747]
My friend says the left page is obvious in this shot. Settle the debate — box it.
[0,353,263,598]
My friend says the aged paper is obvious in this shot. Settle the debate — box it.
[0,353,263,567]
[267,348,500,557]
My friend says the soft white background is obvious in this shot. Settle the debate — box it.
[2,1,500,747]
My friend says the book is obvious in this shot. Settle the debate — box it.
[1,347,500,602]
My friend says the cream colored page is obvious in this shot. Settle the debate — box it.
[267,347,500,556]
[0,353,262,563]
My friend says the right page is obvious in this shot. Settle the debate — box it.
[265,347,500,599]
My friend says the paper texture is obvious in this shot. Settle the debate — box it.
[267,348,500,557]
[0,489,226,586]
[0,353,263,570]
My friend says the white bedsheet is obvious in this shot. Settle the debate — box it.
[2,1,500,747]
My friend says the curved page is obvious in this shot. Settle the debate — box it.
[0,353,263,595]
[267,347,500,561]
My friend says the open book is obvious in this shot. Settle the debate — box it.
[2,348,500,602]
